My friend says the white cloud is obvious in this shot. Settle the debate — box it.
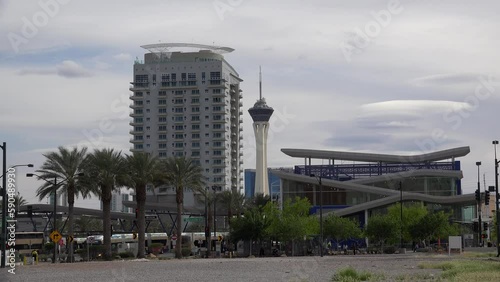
[18,60,92,78]
[359,100,472,118]
[113,53,131,61]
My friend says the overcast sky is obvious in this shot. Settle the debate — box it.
[1,0,499,209]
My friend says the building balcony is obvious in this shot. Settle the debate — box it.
[129,83,149,91]
[130,93,144,100]
[130,148,144,153]
[130,112,144,117]
[129,121,143,126]
[129,130,144,135]
[129,104,144,109]
[130,138,144,143]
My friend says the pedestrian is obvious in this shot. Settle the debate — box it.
[31,249,38,264]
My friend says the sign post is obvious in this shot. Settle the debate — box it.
[87,236,95,262]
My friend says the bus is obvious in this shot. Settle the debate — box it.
[14,232,45,255]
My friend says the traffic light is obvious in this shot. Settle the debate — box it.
[473,222,479,232]
[482,234,488,239]
[484,222,488,231]
[135,208,138,219]
[485,191,490,205]
[475,189,480,202]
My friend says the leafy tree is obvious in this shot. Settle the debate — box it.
[123,152,159,259]
[265,197,319,256]
[409,210,459,246]
[387,203,428,243]
[365,214,399,252]
[35,146,90,263]
[159,157,203,259]
[323,214,362,244]
[230,207,270,256]
[86,148,126,260]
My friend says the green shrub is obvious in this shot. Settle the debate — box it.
[383,246,396,254]
[181,247,191,257]
[332,267,385,282]
[118,251,134,258]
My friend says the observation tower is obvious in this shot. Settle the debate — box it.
[248,68,274,196]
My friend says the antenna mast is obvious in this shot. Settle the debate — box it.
[259,66,262,100]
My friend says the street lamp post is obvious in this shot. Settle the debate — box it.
[493,140,500,257]
[399,181,403,249]
[0,141,33,268]
[476,161,482,247]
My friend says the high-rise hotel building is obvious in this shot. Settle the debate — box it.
[129,43,243,191]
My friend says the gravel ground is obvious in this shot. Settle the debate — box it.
[0,253,455,282]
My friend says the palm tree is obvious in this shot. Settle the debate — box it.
[86,148,126,260]
[74,216,102,233]
[35,146,89,263]
[219,189,245,226]
[159,157,203,259]
[123,152,159,259]
[194,188,216,257]
[12,193,28,218]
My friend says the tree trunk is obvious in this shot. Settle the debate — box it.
[175,186,183,259]
[102,190,112,260]
[292,239,295,257]
[67,187,75,263]
[136,185,146,258]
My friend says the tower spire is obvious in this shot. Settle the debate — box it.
[259,66,262,100]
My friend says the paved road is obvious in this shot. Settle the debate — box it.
[0,253,460,282]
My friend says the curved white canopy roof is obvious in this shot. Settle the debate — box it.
[281,146,470,163]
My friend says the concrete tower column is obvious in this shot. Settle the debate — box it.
[248,67,274,196]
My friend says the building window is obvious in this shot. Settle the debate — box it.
[159,108,167,114]
[192,107,200,112]
[213,124,222,129]
[191,98,199,104]
[159,134,167,140]
[134,144,143,149]
[174,142,183,148]
[159,143,167,149]
[192,89,200,94]
[174,116,183,122]
[192,124,200,130]
[192,151,200,157]
[159,152,167,158]
[192,115,200,121]
[192,133,200,139]
[175,125,183,130]
[213,150,222,156]
[174,134,183,139]
[213,106,222,111]
[159,117,167,122]
[174,107,184,113]
[192,142,200,148]
[159,90,167,96]
[214,132,222,138]
[213,89,221,94]
[158,125,167,131]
